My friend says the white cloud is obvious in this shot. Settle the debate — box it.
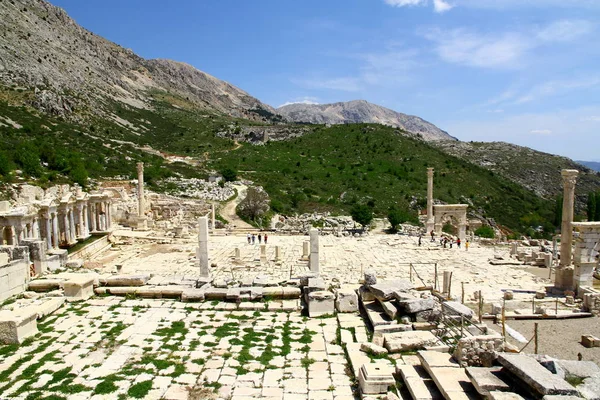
[278,97,320,107]
[384,0,427,6]
[514,75,600,104]
[422,19,594,69]
[433,0,453,13]
[530,129,552,135]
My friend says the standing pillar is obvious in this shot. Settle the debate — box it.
[5,226,14,246]
[77,207,84,238]
[426,168,435,233]
[106,202,112,230]
[197,216,209,278]
[89,204,96,233]
[556,169,579,290]
[137,162,148,230]
[52,214,59,249]
[309,228,319,274]
[69,210,76,242]
[275,245,281,261]
[302,241,309,260]
[211,204,216,232]
[44,216,52,250]
[260,244,267,262]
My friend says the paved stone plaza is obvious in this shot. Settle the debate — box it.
[101,231,550,303]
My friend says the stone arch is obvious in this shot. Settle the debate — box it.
[433,204,468,243]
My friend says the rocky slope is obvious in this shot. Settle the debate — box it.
[0,0,275,120]
[277,100,456,142]
[435,141,600,201]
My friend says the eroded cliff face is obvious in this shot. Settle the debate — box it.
[0,0,275,120]
[277,100,456,142]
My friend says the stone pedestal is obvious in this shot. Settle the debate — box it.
[336,289,359,313]
[307,290,334,317]
[197,217,209,278]
[0,308,38,344]
[302,241,309,260]
[358,363,396,395]
[555,267,574,291]
[64,276,95,302]
[275,246,281,261]
[309,229,319,274]
[574,262,596,290]
[260,245,267,262]
[234,247,241,260]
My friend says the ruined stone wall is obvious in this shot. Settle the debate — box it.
[0,246,30,302]
[453,335,504,367]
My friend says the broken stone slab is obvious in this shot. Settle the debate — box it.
[578,376,600,400]
[442,301,475,320]
[65,259,84,269]
[63,276,95,302]
[101,275,150,287]
[28,279,64,292]
[181,288,206,302]
[0,307,38,344]
[363,300,394,327]
[159,286,185,299]
[106,287,139,296]
[135,287,163,299]
[397,364,444,400]
[359,285,376,302]
[36,297,65,319]
[212,278,229,288]
[384,330,440,353]
[540,359,600,381]
[306,277,326,292]
[361,342,388,356]
[496,354,579,397]
[378,298,400,320]
[369,279,413,301]
[465,367,512,396]
[581,335,600,348]
[396,294,437,314]
[297,272,318,287]
[253,275,277,287]
[358,363,396,395]
[307,290,334,318]
[281,287,301,299]
[418,350,461,369]
[336,289,359,313]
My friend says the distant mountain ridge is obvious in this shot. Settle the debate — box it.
[577,161,600,172]
[277,100,456,142]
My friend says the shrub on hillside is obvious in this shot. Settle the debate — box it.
[474,225,495,238]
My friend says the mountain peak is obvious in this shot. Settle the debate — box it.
[277,100,455,142]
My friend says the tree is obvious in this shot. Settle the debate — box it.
[221,167,237,182]
[554,195,563,228]
[237,187,270,222]
[588,191,597,221]
[475,225,495,238]
[0,151,13,176]
[387,207,416,232]
[351,204,373,229]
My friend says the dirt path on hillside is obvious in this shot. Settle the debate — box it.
[220,184,253,229]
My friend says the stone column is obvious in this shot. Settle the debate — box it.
[555,169,578,290]
[106,202,112,230]
[5,226,14,245]
[458,220,467,244]
[302,241,309,260]
[197,216,209,278]
[426,168,435,232]
[52,214,59,249]
[275,245,281,261]
[44,216,52,250]
[69,210,76,241]
[211,204,216,232]
[137,162,148,230]
[260,244,267,262]
[234,247,241,260]
[89,204,96,233]
[309,229,319,274]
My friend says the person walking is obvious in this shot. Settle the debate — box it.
[252,234,256,245]
[264,233,268,244]
[430,230,435,242]
[258,234,262,244]
[465,240,470,251]
[247,233,251,244]
[418,235,422,246]
[457,238,461,248]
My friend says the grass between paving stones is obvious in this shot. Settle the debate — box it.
[127,380,153,398]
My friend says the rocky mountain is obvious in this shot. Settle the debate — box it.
[277,100,456,142]
[577,161,600,172]
[0,0,276,120]
[435,141,600,202]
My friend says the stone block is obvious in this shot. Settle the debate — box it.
[535,291,546,299]
[28,279,63,292]
[369,280,413,301]
[465,367,511,396]
[358,363,396,395]
[63,275,95,302]
[396,295,436,314]
[496,354,579,397]
[101,274,150,287]
[0,308,38,344]
[181,288,205,302]
[203,287,229,300]
[364,270,377,286]
[297,272,318,287]
[0,253,9,266]
[384,330,440,353]
[359,285,376,302]
[65,259,84,269]
[36,297,65,319]
[378,298,399,320]
[361,342,388,356]
[335,289,358,313]
[581,335,600,348]
[226,287,263,302]
[281,287,301,299]
[307,290,334,318]
[442,301,475,320]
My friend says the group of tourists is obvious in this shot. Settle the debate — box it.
[246,233,268,245]
[419,230,469,250]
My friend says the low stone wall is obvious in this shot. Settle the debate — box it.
[69,235,110,260]
[453,334,504,367]
[0,247,30,302]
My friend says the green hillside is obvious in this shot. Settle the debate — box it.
[0,85,558,236]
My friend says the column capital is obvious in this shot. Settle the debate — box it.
[427,167,434,176]
[561,169,579,186]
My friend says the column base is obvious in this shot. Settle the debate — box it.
[554,266,575,291]
[426,220,435,233]
[136,217,149,231]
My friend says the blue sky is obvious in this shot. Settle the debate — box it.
[51,0,600,161]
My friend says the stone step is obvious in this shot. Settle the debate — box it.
[397,365,444,400]
[496,354,579,398]
[418,351,478,400]
[465,367,513,397]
